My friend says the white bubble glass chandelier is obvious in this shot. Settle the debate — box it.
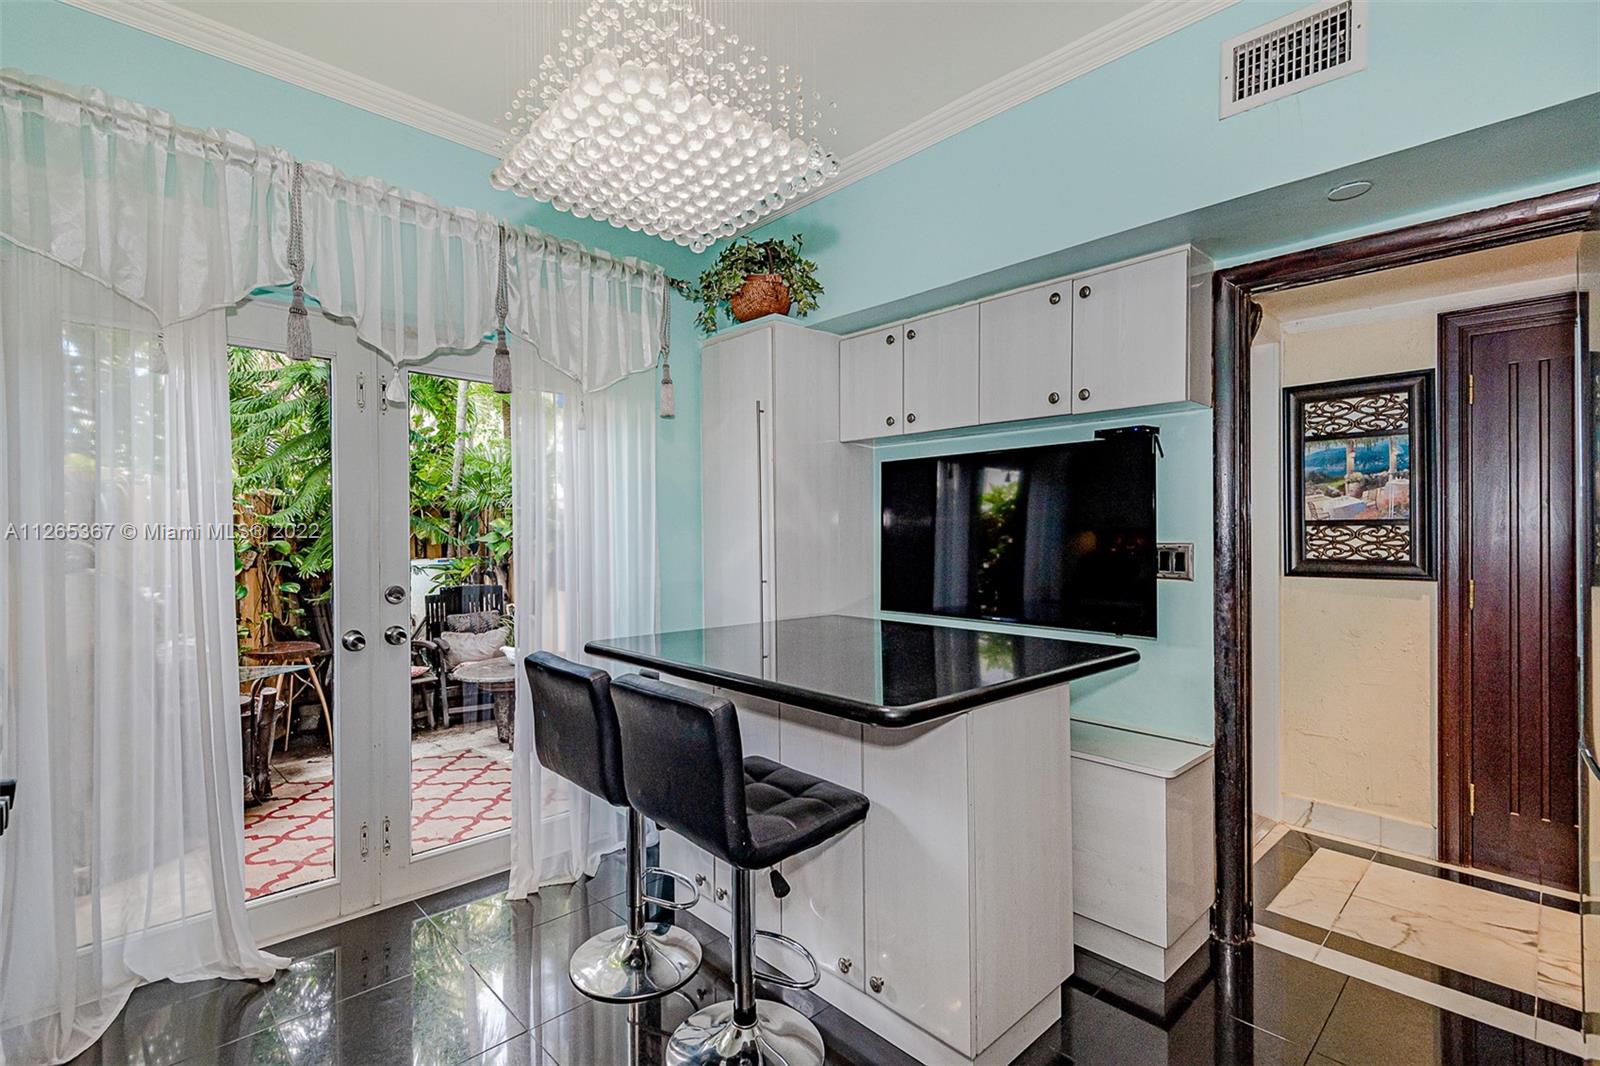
[491,0,839,252]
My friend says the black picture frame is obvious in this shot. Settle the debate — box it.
[1283,370,1436,579]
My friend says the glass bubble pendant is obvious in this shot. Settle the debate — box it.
[491,0,839,250]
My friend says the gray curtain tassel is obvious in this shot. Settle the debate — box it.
[492,225,512,394]
[657,282,675,419]
[150,329,168,374]
[286,162,312,361]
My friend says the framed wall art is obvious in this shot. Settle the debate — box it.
[1284,370,1435,579]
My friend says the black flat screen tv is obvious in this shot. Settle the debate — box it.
[880,434,1157,637]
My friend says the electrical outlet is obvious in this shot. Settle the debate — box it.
[1157,544,1193,580]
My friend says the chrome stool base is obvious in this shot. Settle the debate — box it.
[665,1000,824,1066]
[568,921,703,1003]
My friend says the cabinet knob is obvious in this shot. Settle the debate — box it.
[715,887,728,902]
[1079,285,1091,299]
[905,328,917,340]
[694,874,708,887]
[885,333,896,345]
[906,412,917,424]
[838,957,853,974]
[1078,388,1091,401]
[869,976,885,994]
[1047,392,1060,405]
[885,415,896,427]
[1048,291,1061,305]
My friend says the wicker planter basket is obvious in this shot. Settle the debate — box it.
[728,273,792,323]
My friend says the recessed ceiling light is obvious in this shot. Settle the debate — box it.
[1327,180,1373,202]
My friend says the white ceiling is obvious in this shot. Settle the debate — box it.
[68,0,1232,218]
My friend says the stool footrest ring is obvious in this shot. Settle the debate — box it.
[752,929,821,990]
[642,865,701,910]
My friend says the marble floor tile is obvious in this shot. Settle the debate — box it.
[1330,861,1541,996]
[1535,903,1584,1012]
[1263,847,1370,931]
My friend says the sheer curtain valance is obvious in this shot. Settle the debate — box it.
[0,70,668,390]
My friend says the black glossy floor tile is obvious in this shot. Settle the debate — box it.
[71,977,285,1066]
[1311,977,1580,1066]
[432,895,637,1031]
[1222,944,1346,1050]
[529,967,727,1066]
[266,898,439,996]
[78,851,1583,1066]
[238,951,526,1065]
[1054,983,1315,1066]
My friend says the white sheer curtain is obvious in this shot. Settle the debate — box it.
[0,244,283,1066]
[507,336,658,896]
[0,67,667,1058]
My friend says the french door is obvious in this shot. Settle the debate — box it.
[227,299,511,945]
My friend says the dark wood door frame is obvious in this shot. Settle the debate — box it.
[1438,294,1582,878]
[1210,183,1600,947]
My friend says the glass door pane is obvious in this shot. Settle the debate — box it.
[231,345,339,901]
[229,298,381,943]
[403,371,515,857]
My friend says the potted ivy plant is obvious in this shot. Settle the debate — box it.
[691,235,823,333]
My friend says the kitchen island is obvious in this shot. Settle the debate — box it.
[587,613,1138,1065]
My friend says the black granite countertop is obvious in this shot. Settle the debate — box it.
[584,614,1139,727]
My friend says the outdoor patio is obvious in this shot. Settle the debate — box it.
[243,719,565,901]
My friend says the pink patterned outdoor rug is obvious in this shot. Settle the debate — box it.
[243,749,511,900]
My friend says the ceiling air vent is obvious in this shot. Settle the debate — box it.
[1220,0,1367,118]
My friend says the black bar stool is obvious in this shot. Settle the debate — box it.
[611,673,870,1066]
[524,652,704,1002]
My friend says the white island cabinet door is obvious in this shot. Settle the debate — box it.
[902,304,979,434]
[1069,249,1190,414]
[839,328,904,442]
[863,717,974,1056]
[777,705,866,991]
[978,281,1070,425]
[701,328,774,629]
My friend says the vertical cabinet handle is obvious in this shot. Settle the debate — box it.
[754,400,767,654]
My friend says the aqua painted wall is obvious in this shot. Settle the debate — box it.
[875,406,1214,742]
[0,0,705,630]
[750,0,1600,327]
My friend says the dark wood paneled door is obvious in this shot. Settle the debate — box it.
[1441,293,1579,890]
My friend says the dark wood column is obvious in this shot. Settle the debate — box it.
[1212,274,1253,947]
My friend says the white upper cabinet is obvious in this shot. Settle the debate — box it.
[1070,248,1207,414]
[977,281,1071,424]
[839,327,904,442]
[902,304,979,434]
[835,245,1211,442]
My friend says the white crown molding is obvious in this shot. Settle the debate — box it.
[763,0,1237,227]
[56,0,507,154]
[55,0,1235,234]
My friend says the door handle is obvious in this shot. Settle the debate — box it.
[383,626,408,646]
[341,630,367,652]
